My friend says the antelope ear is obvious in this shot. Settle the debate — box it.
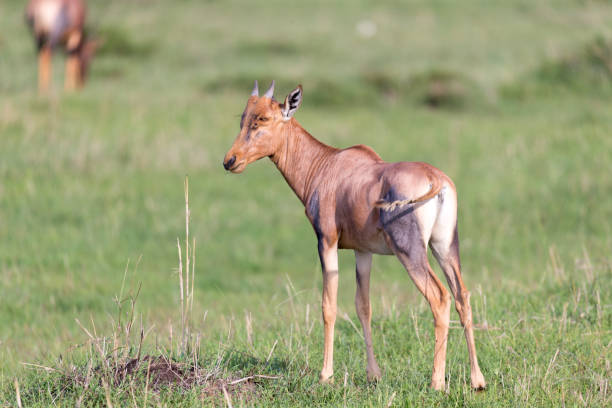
[281,85,302,121]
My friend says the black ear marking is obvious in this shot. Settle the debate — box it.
[282,85,303,120]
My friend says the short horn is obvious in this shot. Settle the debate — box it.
[251,80,259,96]
[264,80,275,98]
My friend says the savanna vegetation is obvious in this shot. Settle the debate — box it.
[0,0,611,406]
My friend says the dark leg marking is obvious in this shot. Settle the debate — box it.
[308,190,325,269]
[450,224,461,269]
[36,35,48,51]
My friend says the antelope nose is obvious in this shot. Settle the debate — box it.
[223,155,236,170]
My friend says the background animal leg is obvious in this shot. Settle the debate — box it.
[64,55,80,91]
[65,31,83,90]
[38,46,52,93]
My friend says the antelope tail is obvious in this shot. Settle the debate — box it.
[375,176,443,212]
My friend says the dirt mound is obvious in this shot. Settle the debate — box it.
[111,355,264,399]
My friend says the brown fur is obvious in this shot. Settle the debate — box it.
[223,82,486,390]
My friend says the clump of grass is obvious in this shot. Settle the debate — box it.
[536,35,612,87]
[502,35,612,99]
[204,70,483,111]
[95,25,156,58]
[406,69,481,110]
[203,74,275,95]
[235,39,301,57]
[361,70,401,101]
[305,78,375,107]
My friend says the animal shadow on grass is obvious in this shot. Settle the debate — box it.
[223,349,289,376]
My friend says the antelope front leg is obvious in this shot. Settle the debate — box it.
[319,240,338,383]
[65,32,83,91]
[38,45,52,93]
[64,54,81,91]
[354,250,382,382]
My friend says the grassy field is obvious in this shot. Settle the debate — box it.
[1,0,611,405]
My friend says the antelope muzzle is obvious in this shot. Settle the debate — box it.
[223,155,236,171]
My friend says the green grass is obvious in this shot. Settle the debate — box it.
[1,0,611,405]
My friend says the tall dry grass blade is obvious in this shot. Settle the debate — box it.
[190,237,196,313]
[143,358,152,408]
[102,378,114,408]
[549,246,565,281]
[136,319,144,362]
[411,310,422,346]
[245,310,253,347]
[227,375,281,386]
[185,176,190,291]
[185,176,190,337]
[386,391,397,408]
[20,362,60,373]
[544,348,560,383]
[222,384,233,408]
[341,311,364,340]
[582,245,594,283]
[266,339,278,363]
[116,259,130,322]
[75,359,93,408]
[14,379,22,408]
[177,237,185,352]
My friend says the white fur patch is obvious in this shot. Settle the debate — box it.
[35,0,61,32]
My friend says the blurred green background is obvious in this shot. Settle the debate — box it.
[0,0,611,405]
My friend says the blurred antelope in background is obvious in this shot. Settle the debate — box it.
[223,81,486,391]
[25,0,97,92]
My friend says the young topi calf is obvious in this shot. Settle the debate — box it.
[222,81,486,390]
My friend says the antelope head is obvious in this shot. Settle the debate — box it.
[223,80,303,173]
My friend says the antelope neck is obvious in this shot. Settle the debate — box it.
[271,120,337,205]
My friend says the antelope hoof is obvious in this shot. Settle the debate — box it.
[319,372,334,384]
[366,366,382,383]
[430,378,445,391]
[471,371,486,391]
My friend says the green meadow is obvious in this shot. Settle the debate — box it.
[0,0,611,405]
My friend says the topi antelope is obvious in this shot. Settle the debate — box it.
[25,0,97,92]
[223,81,486,390]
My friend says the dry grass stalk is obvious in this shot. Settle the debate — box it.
[386,391,397,408]
[185,176,190,347]
[549,246,565,281]
[266,339,278,363]
[245,310,253,347]
[102,378,114,408]
[341,311,364,340]
[20,362,60,373]
[227,375,281,386]
[177,237,185,351]
[143,358,152,408]
[544,348,560,383]
[177,175,197,354]
[222,384,233,408]
[14,379,22,408]
[191,237,196,313]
